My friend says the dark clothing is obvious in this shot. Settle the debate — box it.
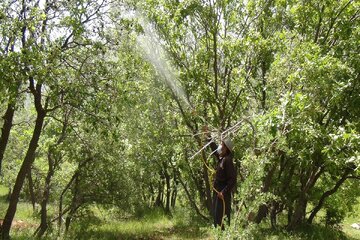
[208,139,237,228]
[213,152,236,194]
[213,183,231,229]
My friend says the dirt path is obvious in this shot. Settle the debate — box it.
[0,219,36,230]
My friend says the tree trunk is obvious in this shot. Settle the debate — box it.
[0,109,45,239]
[155,182,164,208]
[171,188,177,208]
[27,169,36,211]
[183,148,208,212]
[163,167,171,214]
[270,204,277,229]
[65,176,81,233]
[287,165,324,230]
[201,150,213,215]
[176,170,208,221]
[58,158,92,235]
[254,163,277,223]
[287,204,293,226]
[270,201,283,229]
[34,155,55,237]
[287,194,307,230]
[255,205,269,224]
[149,183,155,206]
[169,157,209,220]
[170,173,178,208]
[0,102,16,173]
[261,59,267,111]
[36,118,67,237]
[58,172,78,235]
[307,168,351,224]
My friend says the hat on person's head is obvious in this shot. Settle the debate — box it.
[222,137,233,152]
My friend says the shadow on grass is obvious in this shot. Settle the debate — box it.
[162,224,208,239]
[0,194,8,203]
[70,209,210,240]
[71,220,209,240]
[75,230,153,240]
[251,223,354,240]
[75,226,207,240]
[0,185,9,203]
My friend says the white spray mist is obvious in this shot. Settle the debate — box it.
[136,16,191,108]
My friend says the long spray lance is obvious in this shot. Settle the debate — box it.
[189,119,245,160]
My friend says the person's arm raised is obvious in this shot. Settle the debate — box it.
[203,125,220,159]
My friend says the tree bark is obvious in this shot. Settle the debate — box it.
[35,168,53,237]
[0,102,16,173]
[261,59,267,111]
[200,141,213,215]
[0,78,45,239]
[58,157,92,235]
[155,181,164,208]
[34,153,55,237]
[58,172,78,234]
[287,194,307,230]
[287,166,324,230]
[307,168,351,224]
[65,175,81,233]
[255,205,269,224]
[163,165,171,214]
[270,201,279,229]
[0,107,45,239]
[0,28,22,174]
[202,162,213,214]
[35,117,67,237]
[287,204,293,226]
[254,163,277,223]
[27,169,36,211]
[170,173,178,208]
[177,171,209,221]
[171,188,177,208]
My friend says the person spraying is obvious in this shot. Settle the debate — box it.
[203,126,237,229]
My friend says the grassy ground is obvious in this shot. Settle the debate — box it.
[0,185,38,237]
[0,184,359,239]
[342,202,360,240]
[71,212,210,240]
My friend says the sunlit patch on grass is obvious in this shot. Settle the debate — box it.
[342,199,360,240]
[1,184,359,240]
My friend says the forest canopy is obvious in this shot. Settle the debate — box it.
[0,0,359,239]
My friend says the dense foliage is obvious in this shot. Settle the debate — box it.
[0,0,359,239]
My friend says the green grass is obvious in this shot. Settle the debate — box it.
[244,224,348,240]
[342,201,360,240]
[0,184,8,200]
[229,218,354,240]
[0,186,36,222]
[71,208,210,240]
[0,185,39,239]
[1,184,360,240]
[81,217,174,239]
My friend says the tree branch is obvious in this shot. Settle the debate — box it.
[307,168,352,223]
